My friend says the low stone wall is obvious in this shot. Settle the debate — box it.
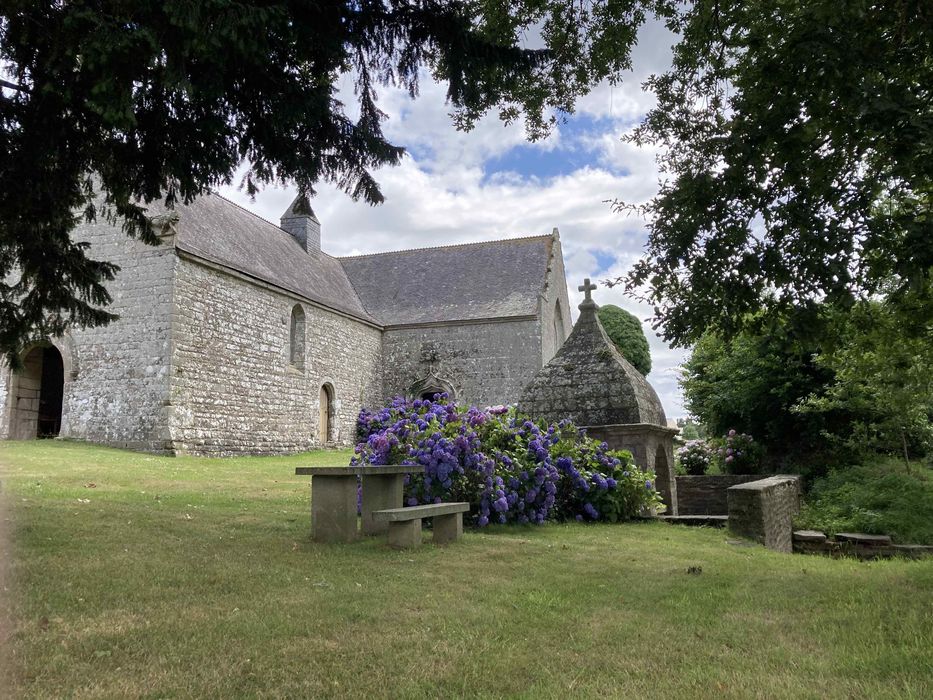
[727,476,802,553]
[675,475,761,515]
[793,531,933,560]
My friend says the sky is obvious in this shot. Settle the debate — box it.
[218,21,690,419]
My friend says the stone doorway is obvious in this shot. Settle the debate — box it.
[318,384,335,444]
[9,345,64,439]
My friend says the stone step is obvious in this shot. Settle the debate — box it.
[659,514,729,527]
[793,530,828,543]
[836,532,893,546]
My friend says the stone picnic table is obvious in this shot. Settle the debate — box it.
[295,465,426,543]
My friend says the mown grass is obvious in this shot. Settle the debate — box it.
[1,440,931,699]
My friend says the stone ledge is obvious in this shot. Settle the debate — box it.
[793,530,828,543]
[794,539,933,560]
[659,515,729,527]
[374,502,470,521]
[296,465,426,476]
[836,532,892,546]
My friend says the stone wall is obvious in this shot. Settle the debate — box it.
[381,318,542,409]
[587,423,679,516]
[167,255,383,455]
[0,220,176,451]
[727,476,802,553]
[675,475,762,515]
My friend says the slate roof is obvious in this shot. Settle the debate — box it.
[167,194,376,322]
[150,193,554,328]
[338,236,554,325]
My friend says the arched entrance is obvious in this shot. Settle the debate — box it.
[9,344,64,439]
[318,384,335,444]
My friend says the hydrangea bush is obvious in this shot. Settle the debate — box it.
[714,429,763,474]
[676,439,714,476]
[353,395,664,526]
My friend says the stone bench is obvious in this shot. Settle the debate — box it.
[373,502,470,549]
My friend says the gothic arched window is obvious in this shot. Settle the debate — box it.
[553,300,566,347]
[289,304,306,369]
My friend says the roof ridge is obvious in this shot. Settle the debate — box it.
[337,233,554,260]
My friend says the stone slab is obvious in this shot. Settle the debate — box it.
[793,530,828,543]
[659,515,728,527]
[836,532,892,546]
[728,475,802,491]
[892,544,933,557]
[374,502,470,522]
[296,465,426,476]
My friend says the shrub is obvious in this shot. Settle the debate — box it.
[711,430,763,474]
[676,440,714,475]
[353,395,664,525]
[596,304,652,376]
[795,459,933,544]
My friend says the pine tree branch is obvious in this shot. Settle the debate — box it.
[0,78,29,93]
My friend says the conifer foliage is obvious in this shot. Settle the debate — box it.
[0,1,668,363]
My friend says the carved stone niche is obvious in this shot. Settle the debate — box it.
[409,373,457,401]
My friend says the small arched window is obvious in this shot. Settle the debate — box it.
[553,300,566,347]
[289,304,306,369]
[319,383,335,443]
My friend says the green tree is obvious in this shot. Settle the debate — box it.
[619,0,933,346]
[0,0,672,364]
[597,304,652,376]
[676,418,702,440]
[796,292,933,469]
[680,316,851,472]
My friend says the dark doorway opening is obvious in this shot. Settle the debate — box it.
[37,346,64,437]
[10,344,65,439]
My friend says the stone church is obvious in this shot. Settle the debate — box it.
[0,193,572,455]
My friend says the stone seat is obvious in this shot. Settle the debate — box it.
[373,502,470,549]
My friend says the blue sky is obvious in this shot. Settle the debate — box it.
[219,21,690,418]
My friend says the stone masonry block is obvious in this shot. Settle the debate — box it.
[727,476,801,553]
[311,476,359,543]
[360,473,404,535]
[432,512,463,545]
[387,519,422,549]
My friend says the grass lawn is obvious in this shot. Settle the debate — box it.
[1,441,931,699]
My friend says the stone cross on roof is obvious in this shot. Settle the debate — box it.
[578,278,598,311]
[578,278,597,300]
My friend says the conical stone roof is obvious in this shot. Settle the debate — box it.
[517,279,666,427]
